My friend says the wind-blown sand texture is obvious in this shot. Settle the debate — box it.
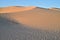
[0,6,60,40]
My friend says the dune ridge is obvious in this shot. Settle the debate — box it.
[0,6,36,13]
[48,7,60,11]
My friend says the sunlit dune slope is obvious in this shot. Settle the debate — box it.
[0,6,36,13]
[0,6,60,31]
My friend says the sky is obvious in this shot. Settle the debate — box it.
[0,0,60,8]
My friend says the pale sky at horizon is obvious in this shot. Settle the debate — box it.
[0,0,60,8]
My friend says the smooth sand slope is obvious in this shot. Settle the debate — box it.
[0,6,36,13]
[0,6,60,40]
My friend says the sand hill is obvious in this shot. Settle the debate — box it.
[0,6,36,13]
[48,7,60,11]
[0,6,60,40]
[0,6,60,30]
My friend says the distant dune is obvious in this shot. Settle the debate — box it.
[48,7,60,11]
[0,6,60,40]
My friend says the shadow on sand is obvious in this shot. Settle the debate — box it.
[0,14,60,40]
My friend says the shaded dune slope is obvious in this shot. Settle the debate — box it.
[0,14,60,40]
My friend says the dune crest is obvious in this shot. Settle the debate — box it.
[0,6,36,13]
[48,8,60,11]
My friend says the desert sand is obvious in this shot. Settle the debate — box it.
[0,6,60,40]
[0,6,36,13]
[0,6,60,30]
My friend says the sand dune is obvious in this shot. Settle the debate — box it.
[0,6,36,13]
[0,14,60,40]
[0,6,60,30]
[0,6,60,40]
[48,7,60,11]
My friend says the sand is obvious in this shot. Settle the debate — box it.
[0,6,60,40]
[0,6,36,13]
[0,6,60,30]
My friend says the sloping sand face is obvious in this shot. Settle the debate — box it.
[0,6,60,31]
[0,6,36,13]
[0,16,60,40]
[12,13,60,31]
